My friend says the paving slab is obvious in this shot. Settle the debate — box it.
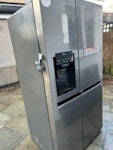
[86,143,102,150]
[0,112,12,129]
[3,101,25,117]
[104,134,113,150]
[93,126,107,147]
[0,103,7,111]
[0,127,25,150]
[14,135,39,150]
[0,88,23,106]
[6,114,29,135]
[103,101,111,112]
[103,95,113,101]
[110,102,113,113]
[106,121,113,135]
[103,120,108,127]
[102,89,113,95]
[103,112,113,122]
[104,85,113,93]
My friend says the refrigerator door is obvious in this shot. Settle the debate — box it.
[81,83,102,148]
[76,0,102,91]
[8,3,53,150]
[56,96,83,150]
[32,1,84,149]
[37,0,80,103]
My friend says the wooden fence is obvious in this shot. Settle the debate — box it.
[103,23,113,76]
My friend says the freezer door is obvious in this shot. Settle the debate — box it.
[76,0,102,90]
[56,96,83,150]
[81,83,102,148]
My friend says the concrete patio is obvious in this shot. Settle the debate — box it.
[0,84,113,150]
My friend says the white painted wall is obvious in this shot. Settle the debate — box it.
[0,18,18,86]
[86,0,113,12]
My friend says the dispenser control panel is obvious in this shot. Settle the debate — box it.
[55,51,73,65]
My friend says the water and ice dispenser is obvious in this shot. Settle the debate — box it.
[54,51,76,97]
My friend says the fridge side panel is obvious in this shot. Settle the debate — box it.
[8,3,53,150]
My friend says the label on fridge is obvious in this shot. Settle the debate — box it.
[41,0,51,7]
[84,47,98,56]
[61,14,69,44]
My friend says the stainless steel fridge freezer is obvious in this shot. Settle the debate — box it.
[8,0,102,150]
